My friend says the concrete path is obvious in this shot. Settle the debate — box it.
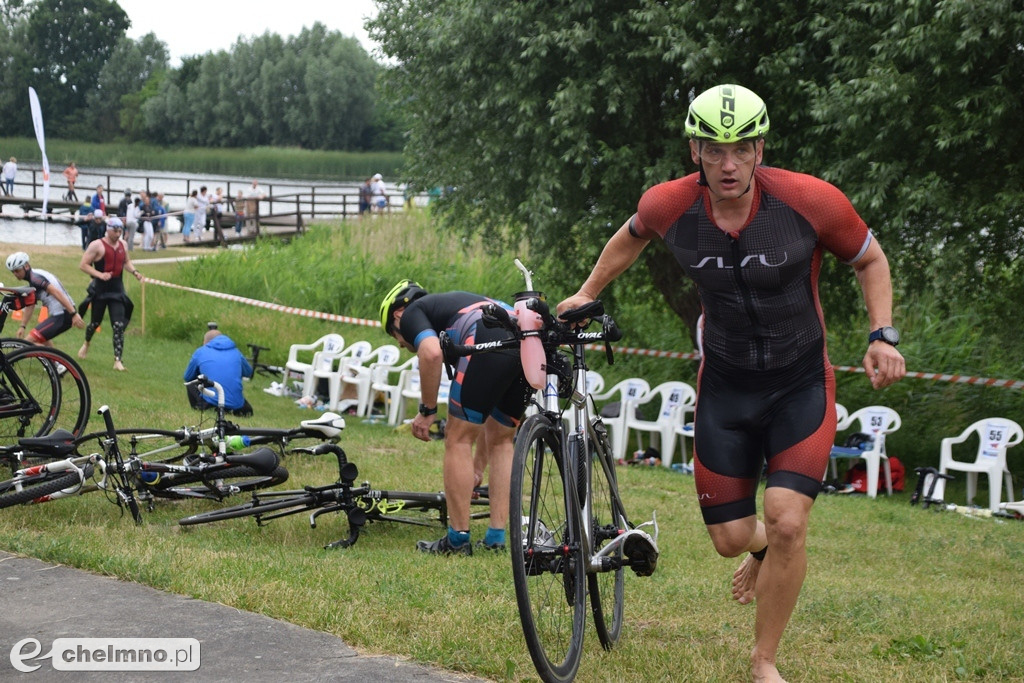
[0,550,481,682]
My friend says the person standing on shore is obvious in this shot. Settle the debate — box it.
[370,173,388,214]
[2,157,16,196]
[245,180,264,234]
[91,185,106,215]
[78,217,143,371]
[77,195,93,250]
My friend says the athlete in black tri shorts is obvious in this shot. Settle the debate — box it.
[558,84,906,683]
[380,281,532,556]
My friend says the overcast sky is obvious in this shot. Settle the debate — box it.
[117,0,381,66]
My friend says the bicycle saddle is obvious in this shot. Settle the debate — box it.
[300,412,345,438]
[17,429,78,457]
[224,446,279,472]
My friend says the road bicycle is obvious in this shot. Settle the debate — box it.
[246,342,285,379]
[71,376,345,466]
[0,403,289,513]
[0,406,142,523]
[440,259,659,683]
[911,466,1023,521]
[0,285,91,442]
[178,441,491,549]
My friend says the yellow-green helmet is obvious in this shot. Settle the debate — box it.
[685,84,769,142]
[379,279,427,334]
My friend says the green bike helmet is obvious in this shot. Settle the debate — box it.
[379,279,427,335]
[685,84,769,142]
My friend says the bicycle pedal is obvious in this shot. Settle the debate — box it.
[622,531,659,577]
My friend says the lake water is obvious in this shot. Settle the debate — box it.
[1,166,409,247]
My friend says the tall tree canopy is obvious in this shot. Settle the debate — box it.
[371,0,1024,334]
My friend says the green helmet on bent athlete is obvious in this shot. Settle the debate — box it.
[685,84,769,195]
[379,279,428,335]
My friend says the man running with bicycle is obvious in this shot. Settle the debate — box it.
[5,251,86,346]
[380,281,532,555]
[558,84,906,682]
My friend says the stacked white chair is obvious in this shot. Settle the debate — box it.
[312,340,372,410]
[934,418,1023,512]
[341,345,401,417]
[282,333,344,397]
[622,381,696,467]
[829,405,901,498]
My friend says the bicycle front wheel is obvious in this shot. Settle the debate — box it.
[587,421,626,648]
[178,490,316,525]
[0,347,90,441]
[0,466,92,509]
[510,414,585,683]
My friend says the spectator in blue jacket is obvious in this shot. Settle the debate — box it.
[184,329,254,416]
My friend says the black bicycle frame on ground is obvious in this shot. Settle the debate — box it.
[178,442,491,549]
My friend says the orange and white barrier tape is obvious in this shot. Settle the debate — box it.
[140,276,1024,390]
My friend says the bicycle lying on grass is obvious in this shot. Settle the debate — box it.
[0,285,91,442]
[178,442,491,549]
[440,259,659,683]
[0,403,288,513]
[70,376,345,467]
[910,466,1023,520]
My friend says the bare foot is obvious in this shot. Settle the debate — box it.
[731,552,762,605]
[77,344,88,359]
[113,360,126,371]
[752,653,786,682]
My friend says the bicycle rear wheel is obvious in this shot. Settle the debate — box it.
[587,421,626,648]
[0,466,92,509]
[75,429,196,464]
[178,490,316,525]
[510,414,585,683]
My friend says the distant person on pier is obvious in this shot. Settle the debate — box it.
[232,190,245,235]
[117,189,133,218]
[62,162,79,201]
[358,177,372,216]
[5,251,85,347]
[76,196,93,249]
[91,185,106,215]
[125,197,141,251]
[370,173,388,214]
[87,209,107,243]
[2,157,16,196]
[183,190,198,242]
[78,217,143,372]
[197,186,211,235]
[138,190,156,251]
[152,192,168,249]
[245,180,264,234]
[210,187,226,246]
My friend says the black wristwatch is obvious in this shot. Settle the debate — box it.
[868,326,900,347]
[418,403,438,417]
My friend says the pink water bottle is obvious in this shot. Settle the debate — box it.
[515,292,546,390]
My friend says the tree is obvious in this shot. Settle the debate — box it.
[371,0,1024,340]
[85,32,169,140]
[11,0,129,133]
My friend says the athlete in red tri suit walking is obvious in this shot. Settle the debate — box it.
[558,84,906,683]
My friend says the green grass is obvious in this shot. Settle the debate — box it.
[1,231,1022,681]
[0,137,403,181]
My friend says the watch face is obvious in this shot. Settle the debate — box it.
[881,327,900,344]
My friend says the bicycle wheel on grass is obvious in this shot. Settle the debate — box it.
[150,464,289,497]
[509,414,586,683]
[0,347,90,442]
[178,489,316,525]
[587,424,626,649]
[0,465,93,509]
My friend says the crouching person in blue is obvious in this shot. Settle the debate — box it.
[184,329,254,416]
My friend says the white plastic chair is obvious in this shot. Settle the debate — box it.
[282,333,344,397]
[386,357,420,425]
[592,378,651,462]
[623,381,696,467]
[311,340,372,410]
[933,418,1023,512]
[830,405,901,498]
[673,414,696,468]
[341,344,401,417]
